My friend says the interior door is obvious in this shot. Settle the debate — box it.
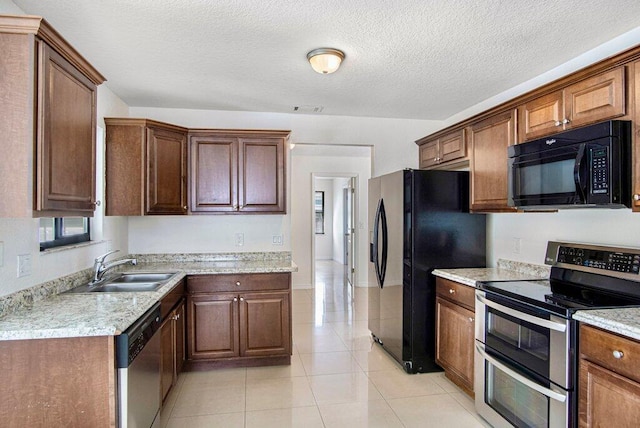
[343,178,355,287]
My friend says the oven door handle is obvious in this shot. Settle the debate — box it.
[475,342,567,403]
[476,293,567,332]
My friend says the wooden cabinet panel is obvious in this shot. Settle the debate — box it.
[418,129,466,169]
[239,291,291,357]
[175,302,185,376]
[105,119,188,216]
[160,316,173,401]
[419,140,439,168]
[435,296,475,394]
[565,67,625,129]
[147,127,188,214]
[239,138,285,212]
[436,277,475,309]
[188,294,239,359]
[469,110,517,212]
[580,324,640,384]
[579,358,640,427]
[187,273,290,293]
[518,91,563,141]
[190,136,238,212]
[632,60,640,211]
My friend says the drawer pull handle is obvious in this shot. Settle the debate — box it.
[634,194,640,201]
[449,289,455,294]
[613,350,624,359]
[469,317,474,323]
[236,281,241,286]
[555,121,562,126]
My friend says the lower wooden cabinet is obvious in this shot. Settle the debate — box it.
[579,324,640,427]
[187,273,292,367]
[435,277,476,396]
[160,299,185,402]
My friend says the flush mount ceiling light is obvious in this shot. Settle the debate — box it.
[307,48,345,74]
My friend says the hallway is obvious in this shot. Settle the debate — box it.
[161,261,487,427]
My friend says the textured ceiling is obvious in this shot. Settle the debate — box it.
[11,0,640,120]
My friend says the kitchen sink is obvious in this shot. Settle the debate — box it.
[66,272,178,293]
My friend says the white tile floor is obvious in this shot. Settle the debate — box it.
[161,261,491,427]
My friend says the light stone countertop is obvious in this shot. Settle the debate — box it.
[432,259,550,287]
[0,255,297,341]
[574,308,640,341]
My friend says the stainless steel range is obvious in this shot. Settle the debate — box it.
[474,241,640,428]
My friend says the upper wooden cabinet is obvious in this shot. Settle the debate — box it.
[189,130,288,214]
[417,129,466,169]
[105,118,188,216]
[469,110,518,212]
[518,67,626,141]
[0,15,105,217]
[633,60,640,212]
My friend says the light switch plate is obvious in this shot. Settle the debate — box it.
[0,241,4,267]
[235,233,244,246]
[272,235,283,246]
[17,253,32,277]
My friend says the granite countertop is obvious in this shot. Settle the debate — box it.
[432,259,550,287]
[0,254,297,341]
[574,308,640,341]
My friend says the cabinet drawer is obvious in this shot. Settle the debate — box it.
[436,277,475,310]
[580,324,640,384]
[160,279,185,320]
[187,273,290,293]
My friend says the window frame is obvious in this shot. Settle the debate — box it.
[39,218,91,251]
[314,191,325,235]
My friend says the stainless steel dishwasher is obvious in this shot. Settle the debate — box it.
[116,302,162,428]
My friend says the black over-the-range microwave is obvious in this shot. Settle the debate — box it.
[508,120,631,209]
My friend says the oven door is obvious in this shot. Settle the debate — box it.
[508,141,589,208]
[475,341,570,428]
[475,291,571,389]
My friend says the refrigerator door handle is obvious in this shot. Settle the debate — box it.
[379,199,388,287]
[373,199,382,288]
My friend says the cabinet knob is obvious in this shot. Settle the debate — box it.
[233,204,238,210]
[562,118,571,125]
[91,200,101,207]
[555,121,562,126]
[469,317,474,323]
[240,297,244,302]
[634,194,640,201]
[236,281,241,286]
[233,297,238,302]
[183,205,188,211]
[613,350,624,359]
[449,289,455,294]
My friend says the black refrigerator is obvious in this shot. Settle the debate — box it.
[368,169,486,373]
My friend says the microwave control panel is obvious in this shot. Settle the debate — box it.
[590,147,609,194]
[557,245,640,274]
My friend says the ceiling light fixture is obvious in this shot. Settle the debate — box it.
[307,48,345,74]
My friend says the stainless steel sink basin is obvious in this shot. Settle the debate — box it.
[66,272,177,293]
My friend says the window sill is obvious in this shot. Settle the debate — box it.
[40,240,107,255]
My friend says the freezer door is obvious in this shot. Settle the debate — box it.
[367,176,381,337]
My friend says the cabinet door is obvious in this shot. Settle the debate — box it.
[469,110,518,212]
[579,359,640,427]
[239,291,291,357]
[435,297,475,393]
[633,61,640,212]
[146,126,187,214]
[238,138,285,213]
[190,136,238,212]
[175,301,185,377]
[439,129,466,163]
[518,91,564,141]
[188,294,239,359]
[419,140,439,169]
[565,67,625,129]
[36,42,97,216]
[160,316,174,402]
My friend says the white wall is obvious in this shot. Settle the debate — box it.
[0,85,130,296]
[291,154,371,288]
[332,178,350,263]
[0,0,23,13]
[314,180,334,260]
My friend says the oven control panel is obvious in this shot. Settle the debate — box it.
[557,245,640,274]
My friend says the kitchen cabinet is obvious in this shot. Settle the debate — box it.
[417,129,466,169]
[435,277,476,396]
[189,130,288,214]
[633,60,640,212]
[160,279,186,403]
[0,15,105,217]
[578,324,640,427]
[186,273,291,367]
[518,67,625,141]
[0,336,115,426]
[105,118,188,215]
[468,110,518,212]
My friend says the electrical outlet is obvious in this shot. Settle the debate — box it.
[272,235,283,246]
[0,241,3,267]
[235,233,244,246]
[17,254,32,277]
[513,238,521,254]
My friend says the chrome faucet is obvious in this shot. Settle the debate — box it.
[90,250,137,285]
